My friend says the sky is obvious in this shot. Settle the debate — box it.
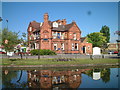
[1,2,119,43]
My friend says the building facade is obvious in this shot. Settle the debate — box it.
[107,43,120,51]
[27,13,92,54]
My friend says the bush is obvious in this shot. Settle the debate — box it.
[30,49,57,55]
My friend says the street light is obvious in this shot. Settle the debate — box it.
[0,17,9,29]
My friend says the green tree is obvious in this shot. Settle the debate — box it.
[22,32,26,40]
[100,25,110,43]
[0,28,21,52]
[100,26,110,52]
[21,32,27,47]
[87,32,107,47]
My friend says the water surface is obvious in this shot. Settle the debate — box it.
[1,67,119,89]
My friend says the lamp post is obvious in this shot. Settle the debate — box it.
[0,17,8,29]
[6,19,8,30]
[38,32,40,60]
[38,42,40,60]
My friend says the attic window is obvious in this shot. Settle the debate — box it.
[53,22,58,27]
[29,27,32,31]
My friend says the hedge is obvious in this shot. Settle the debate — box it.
[30,49,57,55]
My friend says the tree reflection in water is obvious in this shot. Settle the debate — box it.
[2,70,28,88]
[84,68,110,83]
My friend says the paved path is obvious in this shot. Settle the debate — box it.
[1,54,119,59]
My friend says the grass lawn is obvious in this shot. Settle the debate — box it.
[1,58,119,66]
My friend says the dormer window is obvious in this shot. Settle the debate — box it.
[29,27,32,32]
[53,22,58,27]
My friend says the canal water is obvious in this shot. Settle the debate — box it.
[1,67,119,89]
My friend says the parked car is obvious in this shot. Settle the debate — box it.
[0,51,6,54]
[118,52,120,56]
[113,51,118,54]
[108,51,114,54]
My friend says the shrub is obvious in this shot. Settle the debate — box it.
[30,49,57,55]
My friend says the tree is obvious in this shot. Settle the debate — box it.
[87,32,107,47]
[21,32,27,47]
[100,25,110,43]
[0,28,21,52]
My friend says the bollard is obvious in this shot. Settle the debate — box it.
[90,55,94,60]
[102,55,105,58]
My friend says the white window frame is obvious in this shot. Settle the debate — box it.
[88,46,90,50]
[73,33,76,40]
[77,43,78,50]
[75,43,78,50]
[52,32,57,39]
[54,44,57,50]
[72,43,74,50]
[61,43,64,50]
[29,27,32,31]
[61,33,65,39]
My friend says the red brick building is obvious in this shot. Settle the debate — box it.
[27,13,92,54]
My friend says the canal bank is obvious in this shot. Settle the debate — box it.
[1,63,119,68]
[1,57,119,68]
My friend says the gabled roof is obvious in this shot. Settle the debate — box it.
[81,37,87,42]
[28,20,79,32]
[30,21,40,30]
[52,22,74,32]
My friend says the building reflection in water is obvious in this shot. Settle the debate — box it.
[27,69,91,89]
[2,68,111,89]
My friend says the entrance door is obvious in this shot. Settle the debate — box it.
[83,46,86,54]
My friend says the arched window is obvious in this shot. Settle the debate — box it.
[43,30,49,33]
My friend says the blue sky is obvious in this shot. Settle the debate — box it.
[2,2,118,43]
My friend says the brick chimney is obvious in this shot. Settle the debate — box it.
[44,13,49,23]
[62,19,66,25]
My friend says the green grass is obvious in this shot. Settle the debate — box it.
[1,58,119,66]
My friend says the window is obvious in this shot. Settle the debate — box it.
[52,32,57,39]
[57,32,60,39]
[61,33,65,39]
[43,38,48,40]
[29,27,32,31]
[29,36,31,40]
[54,44,57,50]
[29,35,32,40]
[53,22,58,27]
[88,46,90,50]
[73,33,76,40]
[72,43,74,50]
[61,43,64,50]
[75,43,78,50]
